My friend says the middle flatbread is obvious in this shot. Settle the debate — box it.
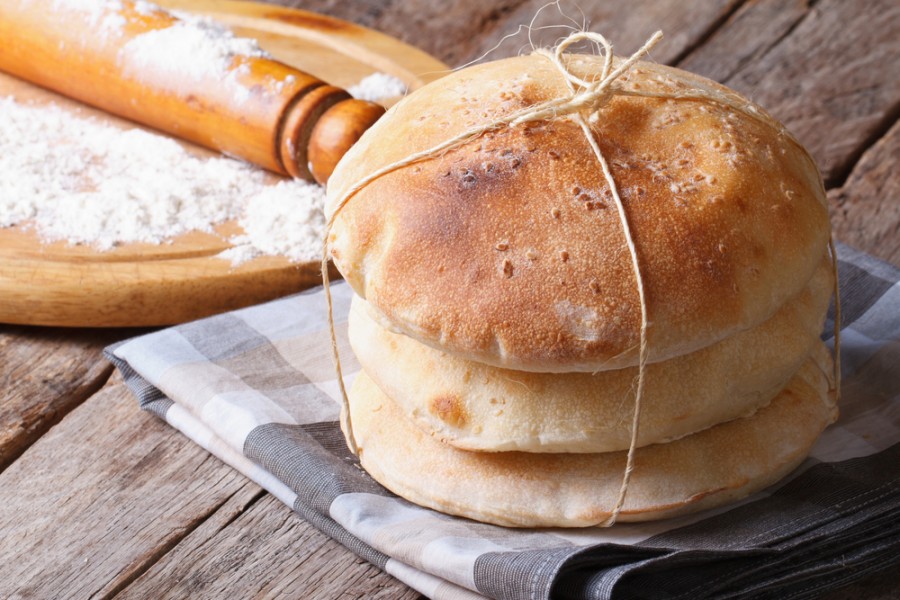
[348,254,833,452]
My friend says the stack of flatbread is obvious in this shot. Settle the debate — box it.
[325,53,838,527]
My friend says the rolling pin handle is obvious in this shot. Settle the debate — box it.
[278,85,349,181]
[279,88,385,185]
[307,98,386,185]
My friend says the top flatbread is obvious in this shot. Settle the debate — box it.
[327,54,831,372]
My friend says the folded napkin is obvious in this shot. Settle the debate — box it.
[107,243,900,600]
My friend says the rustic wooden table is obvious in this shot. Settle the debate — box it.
[1,1,897,598]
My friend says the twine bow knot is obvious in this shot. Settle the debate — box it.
[515,31,662,126]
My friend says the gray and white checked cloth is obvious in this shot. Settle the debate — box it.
[107,242,900,600]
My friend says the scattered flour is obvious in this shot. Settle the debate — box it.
[218,181,325,265]
[39,0,404,105]
[51,0,122,18]
[119,10,272,104]
[42,0,279,100]
[49,0,128,38]
[0,97,325,264]
[348,72,408,102]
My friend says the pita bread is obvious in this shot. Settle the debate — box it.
[348,253,833,452]
[345,343,836,527]
[327,54,831,373]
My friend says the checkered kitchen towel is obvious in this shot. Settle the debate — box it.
[106,242,900,600]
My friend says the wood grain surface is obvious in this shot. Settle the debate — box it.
[0,326,119,472]
[0,1,897,599]
[829,121,900,265]
[0,373,255,598]
[703,0,900,186]
[119,494,421,599]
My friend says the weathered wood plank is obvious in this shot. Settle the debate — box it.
[688,0,900,185]
[272,0,530,66]
[681,0,900,269]
[273,0,742,67]
[118,493,422,600]
[459,0,743,66]
[818,565,900,600]
[0,372,258,599]
[829,120,900,266]
[0,326,120,472]
[678,0,809,83]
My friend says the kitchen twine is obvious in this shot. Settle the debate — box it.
[321,30,842,527]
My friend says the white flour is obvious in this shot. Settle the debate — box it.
[218,181,325,265]
[50,0,126,37]
[51,0,121,18]
[348,72,407,101]
[120,11,272,104]
[0,97,325,264]
[42,0,279,100]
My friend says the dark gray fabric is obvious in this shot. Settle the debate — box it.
[105,341,173,419]
[300,421,356,459]
[244,422,390,514]
[538,445,900,600]
[290,490,395,571]
[475,547,664,600]
[645,444,900,551]
[829,260,895,327]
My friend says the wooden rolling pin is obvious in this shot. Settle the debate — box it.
[0,0,385,184]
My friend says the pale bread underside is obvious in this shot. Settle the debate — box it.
[348,253,833,453]
[328,54,831,372]
[346,344,836,528]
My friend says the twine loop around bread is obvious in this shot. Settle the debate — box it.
[321,29,842,528]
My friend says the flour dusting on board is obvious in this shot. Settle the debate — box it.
[348,73,407,102]
[0,97,325,263]
[218,182,326,265]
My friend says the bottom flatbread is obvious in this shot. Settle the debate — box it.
[345,343,837,527]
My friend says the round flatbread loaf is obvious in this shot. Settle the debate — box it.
[327,54,831,372]
[347,344,836,527]
[348,253,833,453]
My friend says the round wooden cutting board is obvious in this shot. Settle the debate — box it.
[0,0,447,327]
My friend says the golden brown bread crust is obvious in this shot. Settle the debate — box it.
[345,344,837,527]
[328,54,831,371]
[348,252,833,452]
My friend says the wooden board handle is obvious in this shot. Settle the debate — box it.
[0,0,383,183]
